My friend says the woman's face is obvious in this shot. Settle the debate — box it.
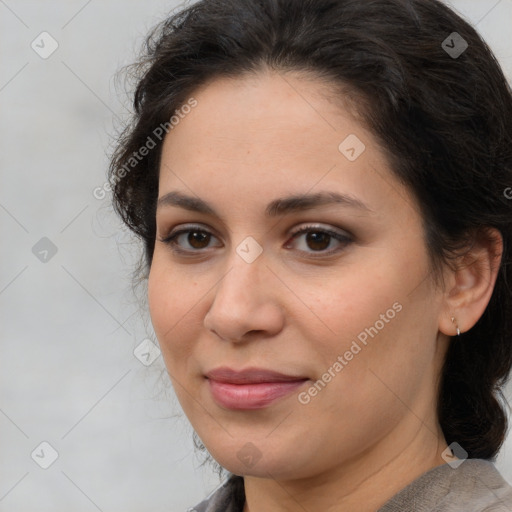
[148,71,450,479]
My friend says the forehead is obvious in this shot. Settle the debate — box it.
[157,71,413,222]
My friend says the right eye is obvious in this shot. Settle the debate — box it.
[159,225,223,255]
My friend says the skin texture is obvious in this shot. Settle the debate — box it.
[147,70,501,512]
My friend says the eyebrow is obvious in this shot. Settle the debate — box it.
[156,190,372,217]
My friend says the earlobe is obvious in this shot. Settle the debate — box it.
[439,228,503,337]
[450,316,461,336]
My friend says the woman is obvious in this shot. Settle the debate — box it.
[109,0,512,510]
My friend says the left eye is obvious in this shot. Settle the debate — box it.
[286,226,352,255]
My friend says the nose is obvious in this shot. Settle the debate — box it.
[203,252,285,343]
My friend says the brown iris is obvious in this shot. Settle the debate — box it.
[305,232,331,251]
[188,231,211,249]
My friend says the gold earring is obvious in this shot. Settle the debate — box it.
[451,316,461,336]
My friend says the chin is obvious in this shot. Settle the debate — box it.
[205,435,314,481]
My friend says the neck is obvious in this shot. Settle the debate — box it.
[242,422,448,512]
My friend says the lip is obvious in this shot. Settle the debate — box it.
[205,367,308,384]
[205,367,309,410]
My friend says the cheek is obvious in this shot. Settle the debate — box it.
[317,269,435,408]
[298,264,403,342]
[147,256,201,367]
[298,247,431,381]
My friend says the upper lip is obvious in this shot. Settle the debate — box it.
[205,367,308,384]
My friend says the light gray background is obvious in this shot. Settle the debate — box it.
[1,1,511,511]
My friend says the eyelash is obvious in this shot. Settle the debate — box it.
[159,223,353,258]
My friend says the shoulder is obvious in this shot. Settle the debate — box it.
[187,461,512,511]
[379,459,512,512]
[188,474,245,512]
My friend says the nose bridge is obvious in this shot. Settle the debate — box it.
[204,241,283,341]
[216,242,265,306]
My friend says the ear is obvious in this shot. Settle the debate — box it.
[439,228,503,336]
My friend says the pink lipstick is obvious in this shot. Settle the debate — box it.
[205,367,308,410]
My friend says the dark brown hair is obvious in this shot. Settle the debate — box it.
[109,0,512,460]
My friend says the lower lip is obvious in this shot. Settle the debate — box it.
[207,379,307,410]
